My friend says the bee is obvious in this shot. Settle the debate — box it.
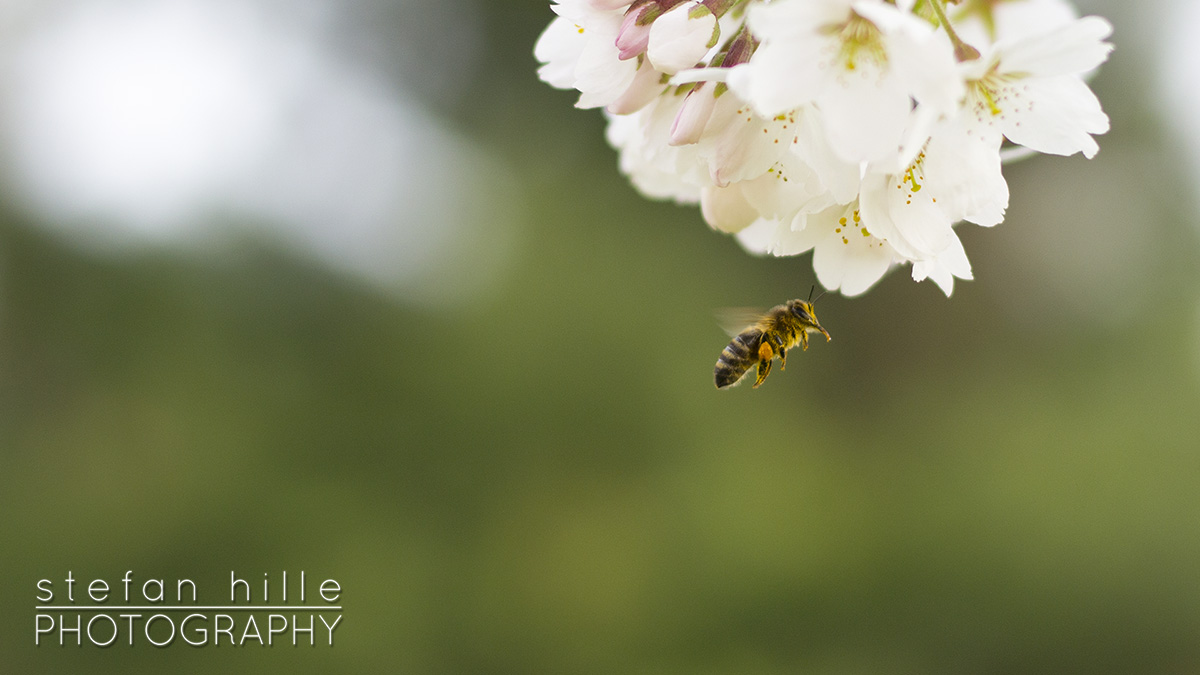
[714,291,831,389]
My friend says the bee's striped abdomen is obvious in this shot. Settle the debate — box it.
[714,328,762,389]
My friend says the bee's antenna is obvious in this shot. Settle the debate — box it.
[811,286,826,304]
[808,285,815,302]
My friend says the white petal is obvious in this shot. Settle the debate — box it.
[813,228,895,296]
[789,108,862,204]
[607,61,667,114]
[887,22,963,117]
[670,67,729,86]
[701,184,758,233]
[998,16,1114,78]
[746,0,853,42]
[575,26,637,108]
[647,3,717,76]
[849,0,909,33]
[779,206,832,254]
[817,71,912,164]
[587,0,631,11]
[734,207,821,258]
[737,156,828,220]
[726,39,828,117]
[735,217,786,255]
[993,0,1078,40]
[700,102,793,187]
[889,102,940,174]
[911,232,971,296]
[922,118,1008,226]
[859,169,954,261]
[606,100,706,203]
[999,75,1108,158]
[534,17,586,90]
[670,82,718,146]
[955,0,1078,49]
[550,0,600,22]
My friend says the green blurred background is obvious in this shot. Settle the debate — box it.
[3,0,1200,672]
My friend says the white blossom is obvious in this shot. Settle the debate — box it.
[953,0,1079,49]
[727,0,963,164]
[535,0,1114,298]
[960,15,1113,159]
[535,1,641,109]
[736,203,899,297]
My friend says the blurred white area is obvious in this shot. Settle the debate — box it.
[1160,0,1200,213]
[1155,0,1200,376]
[0,0,517,306]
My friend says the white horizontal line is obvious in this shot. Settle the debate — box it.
[35,606,342,611]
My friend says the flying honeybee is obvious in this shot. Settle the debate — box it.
[714,291,831,389]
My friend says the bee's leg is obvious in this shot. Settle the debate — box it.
[752,358,772,388]
[799,330,810,352]
[778,346,788,370]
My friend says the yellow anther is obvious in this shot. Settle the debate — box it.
[975,81,1002,116]
[905,168,921,193]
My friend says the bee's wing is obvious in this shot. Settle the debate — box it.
[715,307,766,337]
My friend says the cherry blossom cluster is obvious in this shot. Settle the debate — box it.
[535,0,1112,296]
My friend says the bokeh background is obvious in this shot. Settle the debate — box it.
[2,0,1199,672]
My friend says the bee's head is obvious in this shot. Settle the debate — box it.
[788,289,831,341]
[787,299,816,323]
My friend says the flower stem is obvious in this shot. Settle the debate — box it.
[929,0,980,62]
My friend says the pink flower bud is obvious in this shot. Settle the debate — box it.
[616,4,653,60]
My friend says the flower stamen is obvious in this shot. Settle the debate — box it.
[830,13,886,72]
